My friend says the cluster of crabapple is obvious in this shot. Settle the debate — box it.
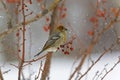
[57,40,74,55]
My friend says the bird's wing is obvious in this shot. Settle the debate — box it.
[42,32,60,51]
[34,32,60,57]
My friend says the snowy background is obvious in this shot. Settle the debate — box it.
[0,0,120,80]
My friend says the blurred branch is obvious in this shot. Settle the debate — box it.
[0,69,3,80]
[78,44,114,80]
[3,69,11,74]
[69,7,120,80]
[41,52,52,80]
[40,0,47,10]
[49,3,58,35]
[49,0,67,35]
[0,0,62,40]
[41,0,60,79]
[0,0,12,29]
[49,0,66,35]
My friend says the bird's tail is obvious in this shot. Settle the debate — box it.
[34,50,43,57]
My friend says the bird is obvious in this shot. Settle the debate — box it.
[34,25,68,57]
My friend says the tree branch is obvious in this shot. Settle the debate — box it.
[69,7,120,80]
[0,68,3,80]
[0,0,61,40]
[41,52,52,80]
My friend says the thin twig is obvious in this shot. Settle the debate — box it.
[78,45,114,80]
[92,71,99,80]
[69,7,120,80]
[95,64,108,80]
[35,61,43,80]
[3,69,11,74]
[101,57,120,80]
[10,63,18,68]
[18,0,26,80]
[0,0,62,40]
[25,54,47,63]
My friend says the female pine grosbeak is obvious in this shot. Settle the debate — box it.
[34,25,67,57]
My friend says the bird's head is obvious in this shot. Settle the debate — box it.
[57,25,67,32]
